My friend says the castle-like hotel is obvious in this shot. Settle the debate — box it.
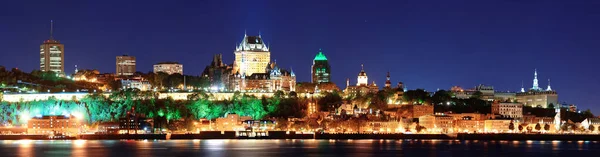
[202,33,296,92]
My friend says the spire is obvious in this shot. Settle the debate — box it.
[50,20,54,40]
[258,30,261,37]
[532,69,540,90]
[74,65,78,74]
[346,78,350,88]
[290,67,295,77]
[520,81,525,92]
[244,29,247,37]
[386,71,390,81]
[546,79,552,91]
[361,64,364,72]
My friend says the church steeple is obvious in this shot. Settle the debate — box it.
[532,69,540,90]
[546,79,552,91]
[385,71,391,88]
[520,81,525,92]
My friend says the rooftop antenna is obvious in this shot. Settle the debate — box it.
[50,20,54,39]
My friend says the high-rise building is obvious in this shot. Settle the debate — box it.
[233,33,270,76]
[311,49,331,83]
[116,55,136,76]
[40,20,65,74]
[153,62,183,75]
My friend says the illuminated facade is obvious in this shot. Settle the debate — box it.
[27,115,82,135]
[153,62,183,75]
[516,69,558,108]
[116,55,136,76]
[202,34,296,92]
[344,65,378,94]
[491,103,523,119]
[40,21,64,74]
[234,34,270,76]
[311,50,331,83]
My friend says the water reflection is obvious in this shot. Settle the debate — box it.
[1,139,600,157]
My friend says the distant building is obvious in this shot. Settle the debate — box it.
[120,77,151,91]
[311,49,331,83]
[344,65,378,94]
[393,105,434,119]
[214,114,247,131]
[418,114,453,132]
[491,103,523,119]
[454,116,484,133]
[116,55,136,76]
[40,21,65,74]
[234,34,270,76]
[27,115,82,135]
[516,69,558,108]
[494,92,516,102]
[484,119,512,133]
[201,34,296,92]
[119,107,152,134]
[153,62,183,75]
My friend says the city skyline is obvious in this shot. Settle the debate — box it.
[2,0,599,114]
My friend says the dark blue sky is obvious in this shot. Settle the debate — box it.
[2,0,600,113]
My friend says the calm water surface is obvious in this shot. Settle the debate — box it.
[0,139,599,157]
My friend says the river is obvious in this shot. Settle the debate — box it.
[0,139,599,157]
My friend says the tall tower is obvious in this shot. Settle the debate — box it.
[531,69,540,90]
[357,64,368,86]
[234,33,270,76]
[40,20,65,74]
[385,71,391,88]
[311,49,331,83]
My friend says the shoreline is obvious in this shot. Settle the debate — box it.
[2,132,600,141]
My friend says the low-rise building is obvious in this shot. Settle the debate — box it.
[418,114,454,133]
[153,62,183,75]
[27,115,82,135]
[394,105,434,118]
[214,114,245,131]
[491,103,523,119]
[120,78,152,91]
[483,119,512,133]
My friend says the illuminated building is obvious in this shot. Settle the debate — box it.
[393,105,434,118]
[120,77,151,91]
[119,108,152,134]
[454,116,484,133]
[116,55,136,76]
[491,103,523,119]
[40,20,65,74]
[307,100,318,116]
[153,62,183,75]
[311,49,331,83]
[27,115,82,135]
[516,69,558,108]
[234,33,270,76]
[418,114,453,133]
[483,119,512,133]
[214,114,249,131]
[202,34,296,92]
[239,62,296,92]
[202,54,234,91]
[344,64,378,94]
[384,72,392,89]
[73,69,100,83]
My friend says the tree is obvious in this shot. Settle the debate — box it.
[535,123,541,131]
[403,89,430,104]
[509,122,515,131]
[548,103,555,109]
[518,125,524,132]
[431,90,451,105]
[317,92,342,112]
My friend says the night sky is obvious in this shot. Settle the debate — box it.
[2,0,600,113]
